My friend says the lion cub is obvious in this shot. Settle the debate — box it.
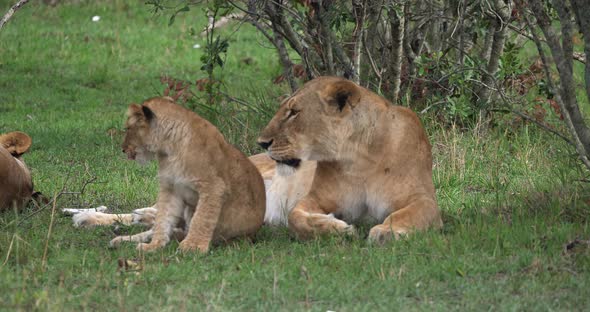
[118,97,265,253]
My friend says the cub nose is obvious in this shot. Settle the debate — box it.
[257,139,273,150]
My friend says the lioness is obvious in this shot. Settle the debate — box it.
[110,97,266,253]
[257,76,442,242]
[0,131,34,211]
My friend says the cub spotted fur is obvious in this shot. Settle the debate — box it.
[257,76,442,243]
[116,97,265,253]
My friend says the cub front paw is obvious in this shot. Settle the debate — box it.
[178,240,208,253]
[137,241,164,252]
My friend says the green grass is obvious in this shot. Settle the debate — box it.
[1,1,589,310]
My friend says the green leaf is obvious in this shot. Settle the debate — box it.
[168,5,190,26]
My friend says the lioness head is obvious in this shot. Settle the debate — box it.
[0,131,32,158]
[122,103,156,165]
[257,77,361,167]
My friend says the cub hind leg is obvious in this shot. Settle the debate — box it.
[110,228,187,248]
[137,192,185,252]
[178,182,224,253]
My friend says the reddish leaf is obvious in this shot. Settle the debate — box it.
[547,99,563,120]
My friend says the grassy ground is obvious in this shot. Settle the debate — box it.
[1,1,589,311]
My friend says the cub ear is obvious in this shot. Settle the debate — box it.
[320,79,361,112]
[0,131,32,156]
[126,103,142,117]
[127,104,155,122]
[141,105,154,121]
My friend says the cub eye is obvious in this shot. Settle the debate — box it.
[286,109,300,119]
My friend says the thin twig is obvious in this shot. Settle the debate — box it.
[41,192,59,271]
[490,108,574,145]
[2,234,15,266]
[79,176,98,195]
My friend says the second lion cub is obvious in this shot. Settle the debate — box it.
[118,97,265,253]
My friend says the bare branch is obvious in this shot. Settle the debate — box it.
[273,29,298,92]
[573,52,586,64]
[526,0,590,168]
[0,0,30,31]
[388,3,404,103]
[571,0,590,97]
[476,0,511,113]
[351,0,366,83]
[490,108,574,146]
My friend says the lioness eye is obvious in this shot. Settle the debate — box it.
[287,109,299,119]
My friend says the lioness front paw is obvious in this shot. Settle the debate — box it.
[368,225,406,244]
[178,240,208,253]
[307,213,356,235]
[342,224,357,237]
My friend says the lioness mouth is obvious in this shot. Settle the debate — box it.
[274,158,301,168]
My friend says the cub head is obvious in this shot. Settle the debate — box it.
[122,103,156,165]
[0,131,32,158]
[257,77,361,167]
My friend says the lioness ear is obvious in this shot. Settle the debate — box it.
[141,105,155,121]
[0,131,32,156]
[320,80,361,113]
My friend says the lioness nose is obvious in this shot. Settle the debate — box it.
[257,139,273,150]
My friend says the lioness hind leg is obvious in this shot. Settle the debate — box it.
[368,198,442,244]
[288,200,356,240]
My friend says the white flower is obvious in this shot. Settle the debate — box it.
[193,44,201,49]
[92,16,100,22]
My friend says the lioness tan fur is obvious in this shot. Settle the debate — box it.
[257,76,442,242]
[114,97,266,253]
[0,132,33,211]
